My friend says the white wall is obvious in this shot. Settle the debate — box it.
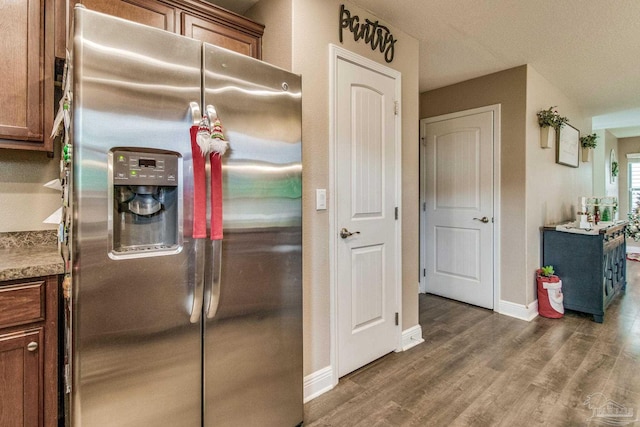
[617,136,640,251]
[593,129,619,200]
[252,0,420,376]
[246,0,291,70]
[421,65,593,308]
[420,66,528,305]
[604,131,620,199]
[525,66,592,305]
[619,136,640,215]
[289,0,420,376]
[0,142,61,232]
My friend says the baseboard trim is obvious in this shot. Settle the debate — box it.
[398,324,425,351]
[303,366,335,403]
[498,299,539,321]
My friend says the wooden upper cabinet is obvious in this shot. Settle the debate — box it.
[71,0,176,32]
[69,0,263,59]
[182,11,261,58]
[3,0,262,153]
[0,0,54,152]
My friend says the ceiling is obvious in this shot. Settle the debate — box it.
[213,0,640,137]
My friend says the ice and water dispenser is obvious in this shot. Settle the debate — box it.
[110,149,181,257]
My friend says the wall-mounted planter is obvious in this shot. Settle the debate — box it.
[610,149,618,183]
[582,147,592,162]
[540,126,554,149]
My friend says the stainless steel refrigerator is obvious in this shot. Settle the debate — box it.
[66,7,302,426]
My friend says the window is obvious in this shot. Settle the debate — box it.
[629,160,640,211]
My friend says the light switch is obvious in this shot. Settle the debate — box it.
[316,189,327,210]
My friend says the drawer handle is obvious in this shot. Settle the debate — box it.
[27,342,38,352]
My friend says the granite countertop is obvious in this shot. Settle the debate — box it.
[0,230,64,281]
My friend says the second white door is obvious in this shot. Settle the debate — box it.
[423,108,495,309]
[335,54,400,377]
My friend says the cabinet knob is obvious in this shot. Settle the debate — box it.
[27,342,38,352]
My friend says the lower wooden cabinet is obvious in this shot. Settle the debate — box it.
[0,328,43,426]
[0,276,58,426]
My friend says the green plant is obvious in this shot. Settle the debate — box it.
[580,133,598,149]
[612,161,619,177]
[540,265,555,277]
[537,106,569,129]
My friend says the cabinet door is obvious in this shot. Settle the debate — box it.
[67,1,262,59]
[0,329,43,427]
[0,0,43,143]
[181,12,261,59]
[72,0,176,31]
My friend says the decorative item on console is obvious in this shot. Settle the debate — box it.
[576,196,618,229]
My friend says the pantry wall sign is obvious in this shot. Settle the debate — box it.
[339,4,397,63]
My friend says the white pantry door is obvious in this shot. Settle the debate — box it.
[423,109,494,309]
[335,54,400,377]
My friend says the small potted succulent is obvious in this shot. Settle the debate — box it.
[580,133,598,162]
[536,265,564,318]
[537,106,569,149]
[538,265,555,277]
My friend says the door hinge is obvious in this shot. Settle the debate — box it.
[395,207,399,220]
[423,268,426,277]
[395,312,399,326]
[422,202,426,212]
[394,101,399,116]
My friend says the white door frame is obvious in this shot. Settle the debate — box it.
[419,104,501,310]
[329,44,403,384]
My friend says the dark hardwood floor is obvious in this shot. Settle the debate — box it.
[304,260,640,426]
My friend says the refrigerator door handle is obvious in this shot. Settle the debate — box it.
[205,239,222,319]
[206,104,217,121]
[190,101,202,125]
[189,100,206,323]
[204,102,222,320]
[190,239,205,323]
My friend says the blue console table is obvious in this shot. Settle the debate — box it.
[542,222,627,323]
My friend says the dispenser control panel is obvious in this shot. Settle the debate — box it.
[112,150,178,186]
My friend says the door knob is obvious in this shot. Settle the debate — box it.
[473,216,489,223]
[340,228,360,239]
[27,342,38,352]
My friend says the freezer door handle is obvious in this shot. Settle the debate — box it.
[205,239,222,319]
[190,101,202,125]
[206,104,217,122]
[190,239,205,323]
